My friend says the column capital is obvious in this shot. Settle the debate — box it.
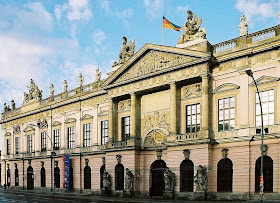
[129,91,137,96]
[107,97,114,102]
[200,73,211,79]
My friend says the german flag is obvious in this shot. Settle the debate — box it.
[163,16,181,32]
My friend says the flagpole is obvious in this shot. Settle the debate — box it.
[162,16,164,45]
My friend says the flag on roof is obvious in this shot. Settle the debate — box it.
[163,16,181,32]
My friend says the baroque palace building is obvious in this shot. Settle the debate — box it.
[1,11,280,200]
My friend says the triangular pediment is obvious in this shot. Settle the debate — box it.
[213,83,240,94]
[65,118,76,124]
[23,126,35,132]
[51,121,62,127]
[249,75,280,86]
[80,114,93,120]
[103,43,211,88]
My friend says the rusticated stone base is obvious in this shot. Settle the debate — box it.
[123,189,134,197]
[163,190,175,199]
[176,192,206,200]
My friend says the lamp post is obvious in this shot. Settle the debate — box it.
[245,68,264,202]
[29,119,56,194]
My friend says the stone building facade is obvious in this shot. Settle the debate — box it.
[1,12,280,200]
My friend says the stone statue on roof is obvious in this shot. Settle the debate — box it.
[78,73,84,87]
[95,67,101,82]
[23,79,43,105]
[112,36,135,67]
[49,83,54,97]
[63,80,68,92]
[239,14,248,36]
[177,10,206,44]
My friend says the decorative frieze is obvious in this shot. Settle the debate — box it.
[118,99,131,112]
[181,83,202,99]
[142,110,170,135]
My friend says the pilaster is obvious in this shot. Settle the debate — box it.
[201,74,210,138]
[170,82,177,134]
[130,92,136,138]
[108,98,114,141]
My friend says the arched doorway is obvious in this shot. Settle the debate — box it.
[54,166,60,188]
[217,158,233,192]
[27,166,34,190]
[255,156,273,193]
[84,165,91,189]
[115,163,124,190]
[100,164,105,189]
[150,160,167,196]
[180,159,194,192]
[15,168,19,186]
[41,167,46,187]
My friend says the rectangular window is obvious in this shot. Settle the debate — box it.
[15,137,19,154]
[101,120,109,145]
[7,139,10,155]
[256,89,274,127]
[53,129,60,150]
[122,116,131,141]
[27,135,32,153]
[186,103,200,133]
[67,126,75,149]
[218,97,235,131]
[83,123,91,147]
[41,132,46,152]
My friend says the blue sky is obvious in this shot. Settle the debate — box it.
[0,0,279,110]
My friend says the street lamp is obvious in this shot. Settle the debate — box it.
[29,119,56,194]
[245,68,264,202]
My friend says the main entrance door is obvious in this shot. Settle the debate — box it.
[27,166,34,190]
[150,160,166,196]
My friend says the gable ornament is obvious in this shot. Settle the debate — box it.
[112,36,135,67]
[23,79,43,105]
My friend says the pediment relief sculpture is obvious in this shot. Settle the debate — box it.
[23,126,35,132]
[115,50,195,84]
[177,10,206,44]
[40,119,48,128]
[13,125,20,134]
[65,118,76,124]
[118,99,131,112]
[213,83,240,94]
[112,36,135,67]
[23,79,43,105]
[80,114,93,120]
[181,83,202,99]
[51,121,62,127]
[249,75,280,86]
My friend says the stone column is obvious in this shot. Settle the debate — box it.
[130,92,136,138]
[108,98,114,141]
[201,74,209,138]
[170,82,177,134]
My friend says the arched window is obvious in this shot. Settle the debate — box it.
[255,156,273,193]
[180,159,194,192]
[41,167,46,187]
[54,166,60,188]
[27,166,34,190]
[84,166,91,189]
[115,163,124,190]
[15,168,19,186]
[100,164,105,189]
[217,158,233,192]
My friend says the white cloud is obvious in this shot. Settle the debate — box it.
[235,0,279,23]
[55,0,92,22]
[93,30,107,45]
[177,5,189,17]
[142,0,163,19]
[100,0,110,12]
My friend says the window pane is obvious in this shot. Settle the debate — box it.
[186,103,200,133]
[218,97,235,131]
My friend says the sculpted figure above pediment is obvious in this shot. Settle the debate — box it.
[112,36,135,67]
[177,10,206,44]
[23,79,43,105]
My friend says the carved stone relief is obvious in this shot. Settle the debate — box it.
[194,165,207,192]
[118,99,131,112]
[183,149,190,160]
[142,110,170,135]
[181,83,202,99]
[263,145,268,156]
[23,79,43,105]
[221,148,228,159]
[13,125,20,134]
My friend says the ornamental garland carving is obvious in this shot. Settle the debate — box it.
[142,109,170,135]
[116,50,194,83]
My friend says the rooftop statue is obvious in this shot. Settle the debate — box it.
[239,14,248,36]
[78,73,84,87]
[23,79,43,105]
[177,10,206,44]
[95,67,101,82]
[49,83,54,97]
[113,36,135,67]
[63,80,68,92]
